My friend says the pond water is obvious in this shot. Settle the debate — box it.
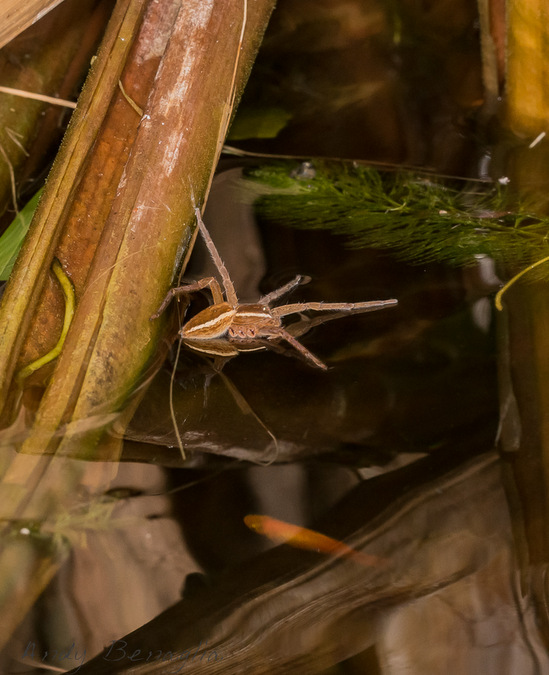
[3,0,549,672]
[8,174,537,674]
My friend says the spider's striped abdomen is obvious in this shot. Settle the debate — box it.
[180,302,236,340]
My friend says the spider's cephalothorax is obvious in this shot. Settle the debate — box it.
[152,209,398,370]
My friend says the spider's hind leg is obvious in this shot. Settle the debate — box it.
[151,276,225,319]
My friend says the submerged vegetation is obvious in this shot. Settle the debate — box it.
[245,161,549,269]
[4,160,548,289]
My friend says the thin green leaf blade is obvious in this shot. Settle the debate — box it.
[0,189,42,281]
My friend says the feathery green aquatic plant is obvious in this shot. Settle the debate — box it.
[244,161,549,268]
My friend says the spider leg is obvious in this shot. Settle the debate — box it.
[259,275,307,305]
[195,208,238,306]
[271,298,398,318]
[151,277,224,319]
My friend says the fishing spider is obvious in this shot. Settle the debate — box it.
[151,208,398,370]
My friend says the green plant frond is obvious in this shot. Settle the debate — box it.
[0,188,42,281]
[243,162,549,268]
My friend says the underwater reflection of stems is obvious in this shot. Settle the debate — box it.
[217,369,279,465]
[169,336,185,460]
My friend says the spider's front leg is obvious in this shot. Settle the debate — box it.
[271,298,398,319]
[266,297,398,369]
[259,275,308,305]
